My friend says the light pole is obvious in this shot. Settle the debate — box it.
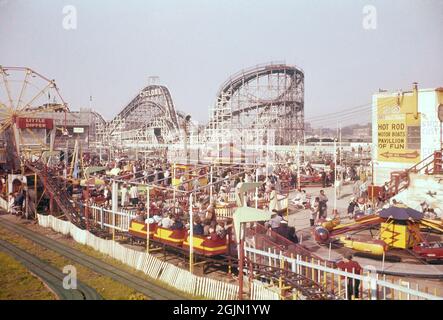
[297,141,301,190]
[183,115,191,165]
[146,186,150,253]
[333,138,337,214]
[189,193,194,273]
[438,104,443,151]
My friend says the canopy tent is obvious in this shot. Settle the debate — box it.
[379,204,424,221]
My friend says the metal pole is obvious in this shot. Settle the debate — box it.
[297,141,301,189]
[34,173,37,219]
[255,168,258,209]
[85,184,90,231]
[173,163,176,204]
[210,165,213,201]
[112,180,118,241]
[334,139,337,212]
[146,186,150,253]
[238,222,244,300]
[189,193,194,273]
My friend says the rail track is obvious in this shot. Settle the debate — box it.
[0,239,102,300]
[0,217,186,300]
[128,236,339,300]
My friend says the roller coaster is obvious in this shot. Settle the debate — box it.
[97,62,305,152]
[206,62,304,146]
[104,84,183,148]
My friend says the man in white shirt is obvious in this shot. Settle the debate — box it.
[121,185,128,208]
[129,185,139,206]
[159,215,174,229]
[164,169,170,186]
[266,212,283,230]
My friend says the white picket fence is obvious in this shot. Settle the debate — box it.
[37,214,260,300]
[250,280,280,300]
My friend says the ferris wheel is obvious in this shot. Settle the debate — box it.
[0,66,69,167]
[0,66,68,134]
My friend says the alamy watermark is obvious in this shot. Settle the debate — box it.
[63,265,77,290]
[362,5,377,30]
[62,5,77,30]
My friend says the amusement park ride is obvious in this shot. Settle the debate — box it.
[0,66,70,170]
[313,201,443,262]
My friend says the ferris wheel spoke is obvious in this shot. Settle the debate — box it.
[16,69,31,111]
[0,67,15,110]
[0,102,9,112]
[17,81,52,112]
[20,103,64,117]
[0,118,12,135]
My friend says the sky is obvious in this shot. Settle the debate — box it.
[1,0,442,126]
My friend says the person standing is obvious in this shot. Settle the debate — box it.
[129,184,139,206]
[336,254,362,300]
[121,184,128,208]
[164,169,171,186]
[352,179,361,198]
[310,197,320,226]
[320,170,327,188]
[347,198,357,219]
[318,190,328,219]
[269,186,281,212]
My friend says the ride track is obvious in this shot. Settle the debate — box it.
[0,217,187,300]
[128,231,339,300]
[23,158,337,299]
[208,62,304,145]
[105,84,183,145]
[0,239,102,300]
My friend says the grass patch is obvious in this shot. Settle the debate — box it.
[0,251,56,300]
[0,226,149,300]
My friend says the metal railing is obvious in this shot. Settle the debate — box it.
[244,245,442,300]
[87,203,137,232]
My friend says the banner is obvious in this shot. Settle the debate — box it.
[16,117,53,129]
[377,94,420,163]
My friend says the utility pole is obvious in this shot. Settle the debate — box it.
[189,193,194,273]
[297,141,301,190]
[333,138,337,214]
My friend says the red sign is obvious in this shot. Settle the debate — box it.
[16,117,53,129]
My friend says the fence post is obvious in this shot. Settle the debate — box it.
[100,207,104,229]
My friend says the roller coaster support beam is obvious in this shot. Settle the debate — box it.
[233,204,272,300]
[111,180,118,241]
[147,186,150,253]
[189,193,194,274]
[85,184,90,231]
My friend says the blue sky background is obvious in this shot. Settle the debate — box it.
[1,0,442,125]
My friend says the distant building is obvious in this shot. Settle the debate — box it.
[35,107,105,151]
[352,125,372,141]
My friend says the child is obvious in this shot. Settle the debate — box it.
[347,198,357,219]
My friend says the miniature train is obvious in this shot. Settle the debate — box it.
[128,220,229,256]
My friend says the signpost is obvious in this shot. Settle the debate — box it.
[16,117,53,129]
[376,93,421,163]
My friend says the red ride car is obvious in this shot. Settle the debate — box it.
[413,242,443,261]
